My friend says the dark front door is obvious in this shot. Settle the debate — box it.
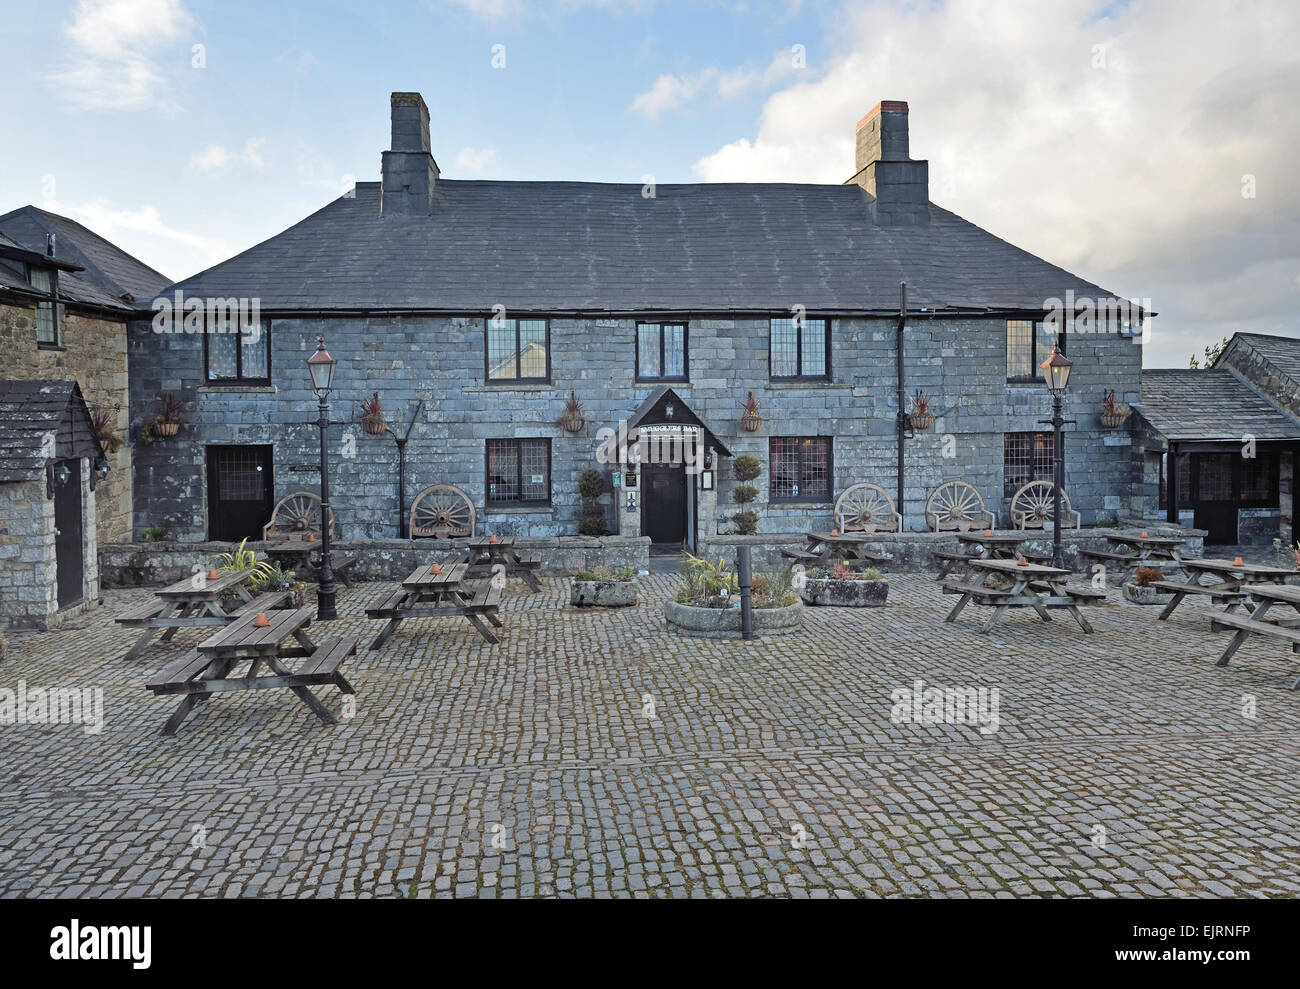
[53,458,84,608]
[644,464,686,545]
[1193,453,1238,545]
[207,445,274,541]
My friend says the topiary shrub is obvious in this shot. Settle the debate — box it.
[578,468,607,535]
[733,510,759,535]
[733,484,757,505]
[731,455,763,533]
[578,469,605,500]
[733,454,761,483]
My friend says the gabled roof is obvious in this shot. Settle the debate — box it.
[0,379,103,482]
[628,385,731,457]
[161,180,1128,315]
[1138,369,1300,443]
[0,206,171,313]
[1218,332,1300,383]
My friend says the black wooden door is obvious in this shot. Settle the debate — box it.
[1193,453,1238,545]
[53,459,84,608]
[207,446,274,541]
[643,464,686,545]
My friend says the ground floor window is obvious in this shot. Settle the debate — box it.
[487,438,551,506]
[1003,431,1055,497]
[769,436,831,502]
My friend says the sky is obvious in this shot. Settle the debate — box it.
[1,0,1297,367]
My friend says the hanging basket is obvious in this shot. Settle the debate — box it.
[1100,409,1127,428]
[740,413,763,432]
[154,422,180,438]
[560,415,586,434]
[908,412,934,431]
[362,415,387,436]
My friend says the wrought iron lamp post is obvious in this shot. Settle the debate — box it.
[1039,342,1074,570]
[307,336,339,621]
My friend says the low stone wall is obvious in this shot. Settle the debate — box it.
[699,520,1205,573]
[98,535,650,588]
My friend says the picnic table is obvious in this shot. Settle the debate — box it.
[144,606,357,736]
[780,531,891,569]
[1153,557,1294,622]
[942,558,1105,633]
[263,535,357,587]
[1210,584,1300,689]
[365,561,504,650]
[462,536,542,592]
[1078,531,1187,582]
[114,570,287,661]
[932,531,1049,580]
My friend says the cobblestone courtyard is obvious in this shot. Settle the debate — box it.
[2,571,1299,898]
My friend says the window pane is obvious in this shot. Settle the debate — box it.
[1003,431,1055,498]
[770,318,798,376]
[800,320,827,377]
[207,329,238,379]
[1006,320,1033,378]
[519,319,547,378]
[487,319,516,379]
[638,324,660,377]
[487,440,519,503]
[30,269,55,344]
[663,324,685,377]
[799,437,830,498]
[1036,323,1060,379]
[520,440,549,502]
[1241,452,1278,504]
[240,322,268,379]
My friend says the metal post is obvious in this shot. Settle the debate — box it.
[316,394,337,620]
[737,545,753,640]
[396,437,408,539]
[1052,392,1065,570]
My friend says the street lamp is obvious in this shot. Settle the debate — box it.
[307,336,339,620]
[1039,342,1074,569]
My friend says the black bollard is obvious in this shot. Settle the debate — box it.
[737,545,753,640]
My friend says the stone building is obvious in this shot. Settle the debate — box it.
[130,92,1149,552]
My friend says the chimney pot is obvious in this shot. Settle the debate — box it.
[846,99,928,226]
[381,91,440,217]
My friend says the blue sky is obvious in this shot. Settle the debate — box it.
[2,0,1297,366]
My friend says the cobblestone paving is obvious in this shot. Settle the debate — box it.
[2,569,1299,898]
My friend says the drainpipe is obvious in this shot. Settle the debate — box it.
[896,281,907,524]
[388,400,423,538]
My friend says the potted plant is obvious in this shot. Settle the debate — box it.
[250,562,309,608]
[664,554,803,636]
[738,391,763,432]
[570,565,638,607]
[1123,565,1168,604]
[731,454,762,534]
[140,524,173,542]
[908,390,934,431]
[577,468,607,536]
[151,392,190,438]
[359,392,387,435]
[91,407,122,454]
[1100,389,1128,428]
[556,391,586,433]
[797,563,889,607]
[208,538,274,583]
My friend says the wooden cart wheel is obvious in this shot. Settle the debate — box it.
[1010,480,1073,529]
[925,480,987,531]
[410,483,476,539]
[834,482,899,533]
[263,491,334,540]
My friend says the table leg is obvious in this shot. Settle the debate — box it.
[1065,605,1095,633]
[465,613,500,644]
[124,600,182,660]
[265,655,338,726]
[159,601,194,642]
[1157,590,1188,621]
[1216,599,1273,667]
[980,605,1009,634]
[161,696,201,736]
[519,568,542,593]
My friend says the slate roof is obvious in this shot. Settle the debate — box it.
[162,180,1128,315]
[0,379,102,482]
[1223,332,1300,383]
[1138,369,1300,442]
[0,206,170,313]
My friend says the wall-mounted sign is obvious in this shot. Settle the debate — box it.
[624,471,638,489]
[700,470,714,490]
[530,474,544,485]
[613,472,622,487]
[289,464,319,472]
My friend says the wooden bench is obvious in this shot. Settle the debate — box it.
[229,590,292,618]
[326,553,357,587]
[513,550,541,568]
[1078,549,1139,564]
[780,548,823,564]
[145,649,212,693]
[1030,580,1107,602]
[1152,580,1246,621]
[115,599,167,626]
[465,581,504,612]
[1209,613,1300,689]
[932,550,974,580]
[365,586,410,618]
[940,582,1011,600]
[294,636,360,685]
[1020,549,1052,564]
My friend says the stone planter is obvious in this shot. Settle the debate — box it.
[799,577,889,607]
[570,579,637,607]
[664,599,803,637]
[1123,582,1168,605]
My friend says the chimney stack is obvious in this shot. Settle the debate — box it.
[381,92,440,217]
[846,100,928,225]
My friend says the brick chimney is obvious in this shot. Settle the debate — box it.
[381,92,440,217]
[846,100,929,225]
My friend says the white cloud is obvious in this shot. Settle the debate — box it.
[454,147,502,177]
[442,0,655,20]
[49,0,194,111]
[188,139,266,173]
[689,0,1300,366]
[629,49,804,118]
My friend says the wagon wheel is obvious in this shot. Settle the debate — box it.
[1010,480,1070,529]
[265,491,334,540]
[834,483,899,533]
[925,481,987,531]
[410,483,476,539]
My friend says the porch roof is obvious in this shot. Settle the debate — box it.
[1138,369,1300,443]
[0,379,103,482]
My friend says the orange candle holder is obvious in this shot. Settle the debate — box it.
[984,529,993,537]
[1232,556,1245,566]
[489,534,499,543]
[1140,530,1149,538]
[431,563,442,575]
[252,612,271,627]
[1016,556,1029,566]
[207,568,220,580]
[830,528,839,537]
[308,532,317,542]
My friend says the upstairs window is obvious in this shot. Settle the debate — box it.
[1003,431,1055,497]
[486,317,550,383]
[770,436,832,502]
[770,317,830,380]
[204,317,272,385]
[636,322,688,381]
[29,267,58,346]
[1007,320,1064,381]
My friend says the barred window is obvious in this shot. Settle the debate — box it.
[1240,451,1279,505]
[1007,320,1063,380]
[636,322,687,380]
[486,318,550,382]
[770,437,832,502]
[30,267,57,345]
[770,318,829,379]
[204,317,271,384]
[487,438,550,506]
[1003,431,1055,498]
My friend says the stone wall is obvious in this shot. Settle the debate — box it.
[128,314,1143,542]
[0,302,132,543]
[98,535,650,588]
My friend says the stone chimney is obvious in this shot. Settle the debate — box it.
[381,92,440,217]
[846,100,929,225]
